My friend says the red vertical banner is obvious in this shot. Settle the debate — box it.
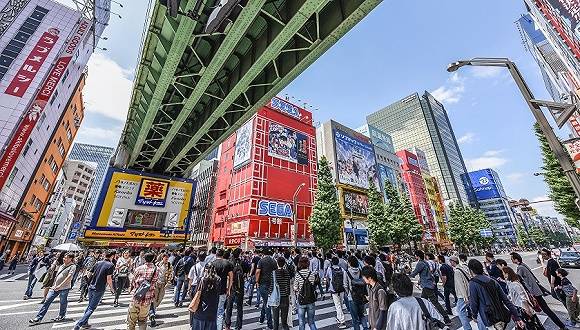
[5,29,60,97]
[0,19,90,189]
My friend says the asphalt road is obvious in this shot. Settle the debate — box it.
[0,252,574,330]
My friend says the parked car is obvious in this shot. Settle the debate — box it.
[558,250,580,268]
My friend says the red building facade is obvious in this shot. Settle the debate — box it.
[396,149,436,241]
[211,97,317,248]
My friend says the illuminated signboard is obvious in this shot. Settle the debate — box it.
[270,97,301,119]
[136,178,169,207]
[468,169,500,200]
[257,199,293,219]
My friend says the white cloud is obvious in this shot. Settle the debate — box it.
[505,172,526,182]
[431,72,465,105]
[84,53,133,121]
[531,196,563,219]
[457,132,475,144]
[465,150,508,171]
[470,66,503,79]
[75,126,122,148]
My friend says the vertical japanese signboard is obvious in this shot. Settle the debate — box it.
[0,18,91,189]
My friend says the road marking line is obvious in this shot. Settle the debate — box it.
[4,273,27,282]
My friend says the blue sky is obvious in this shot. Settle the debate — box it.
[56,0,565,218]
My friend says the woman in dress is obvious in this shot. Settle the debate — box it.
[189,262,221,330]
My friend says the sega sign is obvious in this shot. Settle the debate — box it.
[258,199,293,219]
[270,97,301,119]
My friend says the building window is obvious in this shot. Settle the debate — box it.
[66,127,72,141]
[22,139,32,156]
[37,113,46,131]
[58,144,65,156]
[49,89,58,106]
[6,167,18,188]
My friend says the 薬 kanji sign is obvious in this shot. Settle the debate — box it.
[136,178,169,207]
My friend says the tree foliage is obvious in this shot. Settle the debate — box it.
[366,180,388,247]
[534,123,580,228]
[516,224,532,248]
[448,203,493,251]
[309,156,342,251]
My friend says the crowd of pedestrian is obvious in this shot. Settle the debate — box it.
[15,245,579,330]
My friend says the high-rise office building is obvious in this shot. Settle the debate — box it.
[189,159,218,247]
[464,169,516,245]
[0,0,109,256]
[367,91,471,205]
[67,143,114,222]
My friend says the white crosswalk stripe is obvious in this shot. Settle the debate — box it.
[0,288,554,329]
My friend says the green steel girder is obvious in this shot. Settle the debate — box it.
[121,0,382,175]
[128,0,208,165]
[146,0,268,169]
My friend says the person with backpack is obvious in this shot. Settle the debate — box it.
[502,266,545,330]
[188,251,206,297]
[246,250,263,307]
[257,249,277,329]
[324,256,348,328]
[541,248,566,305]
[308,252,324,300]
[189,262,221,330]
[283,250,297,319]
[409,250,451,325]
[78,250,98,303]
[173,248,194,307]
[225,248,245,330]
[346,256,369,330]
[211,248,234,330]
[437,254,456,316]
[113,250,132,307]
[386,273,444,330]
[294,256,318,330]
[451,255,472,330]
[467,259,523,330]
[511,252,567,330]
[29,253,76,324]
[556,268,580,328]
[127,252,158,330]
[269,256,291,330]
[362,265,395,330]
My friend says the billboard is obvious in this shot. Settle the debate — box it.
[86,168,195,241]
[564,137,580,173]
[545,0,580,41]
[268,122,308,165]
[468,170,501,200]
[233,119,253,169]
[367,125,394,153]
[535,0,580,59]
[343,190,369,216]
[334,129,379,189]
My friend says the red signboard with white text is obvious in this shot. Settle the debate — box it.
[5,29,59,97]
[0,19,90,189]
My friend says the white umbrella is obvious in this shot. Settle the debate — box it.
[52,243,83,252]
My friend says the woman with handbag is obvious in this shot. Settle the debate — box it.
[113,250,132,307]
[269,257,291,330]
[189,263,220,330]
[42,252,65,303]
[502,267,545,330]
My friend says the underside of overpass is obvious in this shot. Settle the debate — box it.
[117,0,382,177]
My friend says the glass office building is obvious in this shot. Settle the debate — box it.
[367,91,471,205]
[67,143,114,221]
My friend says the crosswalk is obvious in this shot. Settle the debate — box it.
[0,271,29,281]
[0,285,554,330]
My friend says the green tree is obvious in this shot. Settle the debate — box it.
[529,227,549,247]
[309,156,342,251]
[515,224,532,248]
[381,181,423,247]
[448,204,493,251]
[366,180,388,247]
[534,123,580,227]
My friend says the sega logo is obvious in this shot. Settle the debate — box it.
[271,98,301,119]
[258,199,293,218]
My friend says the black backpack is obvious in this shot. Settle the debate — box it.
[415,297,446,329]
[471,278,511,325]
[175,257,187,277]
[285,258,295,278]
[232,259,245,293]
[331,266,345,293]
[346,269,368,304]
[297,271,317,305]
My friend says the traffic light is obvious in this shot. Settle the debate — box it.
[159,0,180,18]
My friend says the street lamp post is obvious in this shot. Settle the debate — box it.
[292,183,306,249]
[448,58,580,209]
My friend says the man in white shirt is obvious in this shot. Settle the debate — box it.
[188,251,206,295]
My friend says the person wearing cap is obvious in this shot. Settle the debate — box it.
[451,255,472,330]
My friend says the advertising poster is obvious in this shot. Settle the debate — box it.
[545,0,580,41]
[233,119,253,169]
[86,168,195,240]
[377,164,397,202]
[343,190,369,216]
[268,122,308,165]
[334,129,379,189]
[564,137,580,173]
[368,125,394,153]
